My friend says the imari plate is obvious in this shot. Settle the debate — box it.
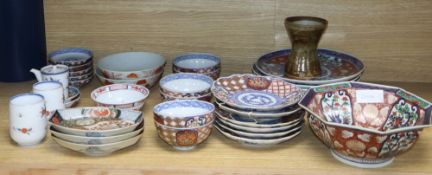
[255,49,364,85]
[211,74,303,111]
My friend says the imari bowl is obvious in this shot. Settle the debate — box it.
[159,73,213,100]
[153,100,215,128]
[95,68,163,88]
[49,107,143,137]
[298,82,432,168]
[154,119,214,151]
[172,53,221,80]
[48,48,93,66]
[91,84,150,110]
[211,74,303,111]
[97,52,166,80]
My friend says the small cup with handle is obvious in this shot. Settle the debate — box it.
[9,93,50,147]
[30,64,69,99]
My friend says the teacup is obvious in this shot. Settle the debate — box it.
[9,93,49,147]
[30,65,69,98]
[33,81,65,112]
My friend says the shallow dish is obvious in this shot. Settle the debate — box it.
[153,100,215,128]
[154,120,213,151]
[159,73,213,98]
[255,49,364,85]
[98,52,166,79]
[68,60,93,72]
[49,107,143,137]
[51,132,142,156]
[50,123,144,145]
[95,68,162,88]
[212,74,302,111]
[69,76,93,87]
[215,112,303,133]
[91,84,149,110]
[215,119,303,139]
[299,81,432,168]
[172,53,221,80]
[66,86,80,100]
[215,101,301,118]
[69,71,93,81]
[48,48,93,66]
[70,66,93,77]
[215,107,304,128]
[215,124,302,148]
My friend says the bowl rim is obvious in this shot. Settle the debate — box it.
[48,48,93,64]
[159,73,213,94]
[90,83,150,105]
[153,99,215,119]
[298,81,432,135]
[97,51,166,74]
[173,52,221,70]
[49,107,143,134]
[49,122,144,140]
[211,73,303,111]
[154,118,215,130]
[95,68,163,81]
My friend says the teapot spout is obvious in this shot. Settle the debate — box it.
[30,69,42,82]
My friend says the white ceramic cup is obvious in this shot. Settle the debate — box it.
[9,93,48,147]
[33,81,65,112]
[30,64,69,99]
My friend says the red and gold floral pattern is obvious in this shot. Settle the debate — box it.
[175,130,198,146]
[246,77,271,90]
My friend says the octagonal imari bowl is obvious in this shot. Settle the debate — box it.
[298,82,432,168]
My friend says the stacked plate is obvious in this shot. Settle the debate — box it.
[64,86,80,108]
[211,74,306,148]
[252,49,364,88]
[95,52,166,88]
[48,48,94,88]
[49,107,143,156]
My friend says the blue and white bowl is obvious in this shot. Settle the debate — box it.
[49,48,93,66]
[172,53,221,80]
[159,73,213,99]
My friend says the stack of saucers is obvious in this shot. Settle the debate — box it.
[252,49,364,88]
[95,52,166,88]
[64,86,80,108]
[211,74,305,148]
[49,107,143,156]
[48,48,94,88]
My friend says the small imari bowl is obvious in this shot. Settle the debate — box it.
[153,100,215,128]
[95,68,163,88]
[154,119,214,151]
[160,89,212,102]
[97,52,166,80]
[159,73,213,99]
[91,84,150,110]
[299,82,432,168]
[172,53,221,80]
[48,48,93,66]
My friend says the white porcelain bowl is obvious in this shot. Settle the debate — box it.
[91,84,149,110]
[49,107,143,137]
[95,68,162,88]
[52,132,142,156]
[97,52,166,79]
[159,73,213,97]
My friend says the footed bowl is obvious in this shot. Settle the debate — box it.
[299,82,432,168]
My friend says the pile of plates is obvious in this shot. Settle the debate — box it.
[252,49,365,88]
[211,74,306,148]
[49,107,143,156]
[95,52,166,88]
[48,48,94,88]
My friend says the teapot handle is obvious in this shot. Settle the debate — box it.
[30,69,42,82]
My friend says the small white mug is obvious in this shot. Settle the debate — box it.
[9,93,49,147]
[30,64,69,99]
[33,81,65,112]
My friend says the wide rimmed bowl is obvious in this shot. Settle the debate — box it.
[172,53,221,80]
[153,100,215,128]
[98,52,166,79]
[154,119,214,151]
[159,73,213,99]
[49,107,143,137]
[299,81,432,168]
[95,68,162,88]
[50,123,144,145]
[211,74,303,111]
[91,84,149,110]
[51,132,143,156]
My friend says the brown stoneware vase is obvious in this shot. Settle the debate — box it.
[284,16,328,80]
